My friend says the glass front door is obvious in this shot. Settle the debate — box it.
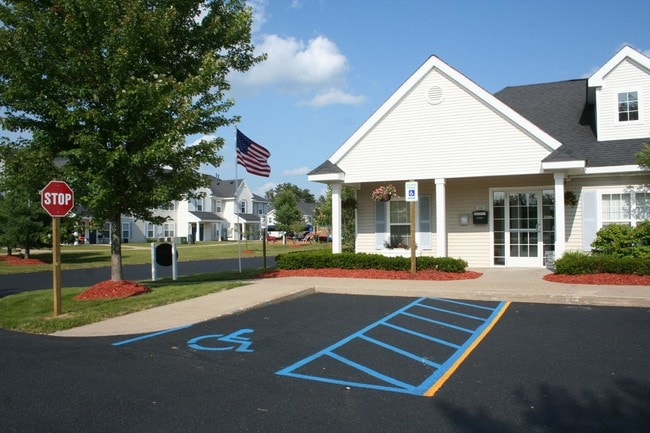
[493,190,555,267]
[508,192,540,266]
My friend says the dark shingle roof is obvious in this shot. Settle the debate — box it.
[308,160,343,176]
[495,79,648,167]
[189,211,224,222]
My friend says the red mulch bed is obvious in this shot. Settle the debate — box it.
[261,268,483,280]
[543,273,650,286]
[74,280,151,301]
[0,254,47,265]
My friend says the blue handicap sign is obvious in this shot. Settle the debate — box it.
[187,328,254,352]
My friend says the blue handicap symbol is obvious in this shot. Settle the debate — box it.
[187,328,254,352]
[408,190,415,197]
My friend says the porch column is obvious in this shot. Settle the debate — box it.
[331,183,342,254]
[554,173,566,259]
[435,178,447,257]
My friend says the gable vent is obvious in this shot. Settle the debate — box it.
[425,85,444,105]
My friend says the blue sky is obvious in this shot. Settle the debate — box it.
[203,0,650,199]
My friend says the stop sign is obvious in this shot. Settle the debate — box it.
[41,180,75,217]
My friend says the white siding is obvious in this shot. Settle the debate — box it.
[338,68,552,184]
[595,58,650,141]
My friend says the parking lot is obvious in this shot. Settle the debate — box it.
[1,293,649,432]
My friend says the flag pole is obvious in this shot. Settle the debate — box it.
[235,129,242,273]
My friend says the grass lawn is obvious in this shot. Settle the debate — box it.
[0,241,330,334]
[0,268,270,334]
[0,240,329,274]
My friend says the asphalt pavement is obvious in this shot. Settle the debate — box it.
[0,256,275,298]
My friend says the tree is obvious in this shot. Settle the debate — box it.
[313,186,357,250]
[636,143,650,169]
[273,189,304,234]
[266,183,315,204]
[0,140,57,257]
[0,0,263,280]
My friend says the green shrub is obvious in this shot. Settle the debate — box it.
[275,251,468,273]
[555,250,650,275]
[591,223,650,258]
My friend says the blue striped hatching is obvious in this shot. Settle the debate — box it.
[276,297,508,396]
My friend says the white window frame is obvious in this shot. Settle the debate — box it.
[388,199,411,248]
[616,89,641,124]
[598,189,649,227]
[121,222,131,240]
[163,222,176,238]
[240,200,246,214]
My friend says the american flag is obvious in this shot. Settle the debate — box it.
[236,129,271,177]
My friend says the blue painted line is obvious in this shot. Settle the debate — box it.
[428,298,497,311]
[358,334,442,368]
[112,324,193,346]
[326,352,414,391]
[416,303,489,322]
[381,322,461,349]
[277,298,509,397]
[400,311,475,334]
[413,300,508,395]
[276,297,428,374]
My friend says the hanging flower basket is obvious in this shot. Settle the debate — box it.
[371,184,398,202]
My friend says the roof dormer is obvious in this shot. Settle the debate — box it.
[587,46,650,141]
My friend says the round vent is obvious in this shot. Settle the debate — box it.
[425,85,444,105]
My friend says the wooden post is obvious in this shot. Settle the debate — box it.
[52,217,62,316]
[410,201,416,274]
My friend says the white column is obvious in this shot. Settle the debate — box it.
[331,183,342,254]
[554,173,566,259]
[435,178,447,257]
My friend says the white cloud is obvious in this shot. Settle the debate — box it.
[187,134,216,147]
[302,88,366,107]
[230,1,365,107]
[235,34,348,90]
[255,181,276,197]
[282,166,311,176]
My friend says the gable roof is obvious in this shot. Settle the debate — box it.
[309,54,564,181]
[209,178,242,198]
[588,45,650,88]
[329,55,562,165]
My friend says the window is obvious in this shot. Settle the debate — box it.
[158,202,175,211]
[240,201,246,214]
[163,223,175,238]
[601,191,649,226]
[193,198,204,211]
[121,222,131,240]
[145,223,159,239]
[388,201,410,248]
[618,91,639,122]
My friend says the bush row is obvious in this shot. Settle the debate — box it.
[275,251,468,273]
[554,251,650,275]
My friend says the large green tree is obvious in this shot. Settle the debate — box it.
[0,140,57,257]
[0,0,263,280]
[266,183,315,204]
[273,189,304,234]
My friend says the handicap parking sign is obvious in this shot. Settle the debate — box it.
[405,181,418,202]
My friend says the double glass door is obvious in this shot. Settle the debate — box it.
[493,190,555,267]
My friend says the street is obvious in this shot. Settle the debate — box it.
[1,294,648,433]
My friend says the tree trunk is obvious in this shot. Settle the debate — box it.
[110,214,123,281]
[23,245,30,259]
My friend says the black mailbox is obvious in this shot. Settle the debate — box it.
[472,210,488,225]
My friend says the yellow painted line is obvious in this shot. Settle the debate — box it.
[423,301,511,397]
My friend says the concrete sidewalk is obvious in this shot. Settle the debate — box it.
[52,267,650,337]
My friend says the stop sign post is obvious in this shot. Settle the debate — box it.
[41,180,74,316]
